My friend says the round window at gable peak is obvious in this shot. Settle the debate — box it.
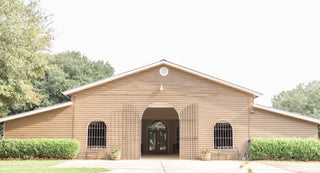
[159,67,169,76]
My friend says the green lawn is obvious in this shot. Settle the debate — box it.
[0,160,109,173]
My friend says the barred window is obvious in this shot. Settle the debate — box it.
[87,121,107,148]
[214,121,233,149]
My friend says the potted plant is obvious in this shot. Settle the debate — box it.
[200,149,211,161]
[110,148,121,160]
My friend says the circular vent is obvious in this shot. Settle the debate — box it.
[159,67,169,76]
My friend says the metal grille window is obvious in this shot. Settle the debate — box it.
[87,121,107,148]
[214,121,233,149]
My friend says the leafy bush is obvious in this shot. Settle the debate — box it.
[250,138,320,161]
[0,138,80,159]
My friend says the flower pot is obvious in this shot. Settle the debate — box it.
[200,153,211,161]
[110,154,121,160]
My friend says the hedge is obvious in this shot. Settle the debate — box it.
[249,138,320,161]
[0,138,80,159]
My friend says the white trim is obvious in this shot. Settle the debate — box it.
[0,102,73,123]
[147,102,175,108]
[164,61,263,97]
[159,67,169,76]
[253,104,320,124]
[62,61,165,95]
[62,60,262,97]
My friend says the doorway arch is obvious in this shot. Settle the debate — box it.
[141,106,179,155]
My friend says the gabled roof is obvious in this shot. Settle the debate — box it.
[62,60,263,97]
[253,104,320,124]
[0,102,72,123]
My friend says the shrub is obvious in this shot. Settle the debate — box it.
[249,138,320,161]
[0,138,80,159]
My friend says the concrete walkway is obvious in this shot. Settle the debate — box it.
[52,156,320,173]
[261,161,320,173]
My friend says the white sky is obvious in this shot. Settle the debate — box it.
[40,0,320,106]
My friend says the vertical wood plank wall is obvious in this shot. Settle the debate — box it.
[3,65,319,160]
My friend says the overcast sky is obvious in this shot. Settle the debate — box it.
[40,0,320,106]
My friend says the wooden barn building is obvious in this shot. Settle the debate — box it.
[1,60,319,160]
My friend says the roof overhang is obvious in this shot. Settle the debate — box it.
[0,102,73,123]
[253,104,320,124]
[62,60,263,97]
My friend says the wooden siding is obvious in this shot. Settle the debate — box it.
[3,64,318,160]
[251,108,318,138]
[73,65,254,159]
[4,106,73,139]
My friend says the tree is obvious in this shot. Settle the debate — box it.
[0,125,3,139]
[41,51,114,106]
[0,0,54,117]
[272,81,320,119]
[8,51,114,115]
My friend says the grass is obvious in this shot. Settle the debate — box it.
[0,160,109,173]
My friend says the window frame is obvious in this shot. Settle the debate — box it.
[86,120,107,149]
[213,120,234,150]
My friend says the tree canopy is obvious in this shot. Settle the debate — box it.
[9,51,115,115]
[0,0,54,117]
[0,1,114,138]
[272,81,320,119]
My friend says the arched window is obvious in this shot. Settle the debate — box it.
[148,120,167,130]
[87,120,107,148]
[214,121,233,149]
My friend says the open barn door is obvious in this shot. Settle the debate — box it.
[109,104,140,159]
[121,104,140,159]
[179,104,199,159]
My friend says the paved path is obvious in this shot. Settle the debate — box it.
[261,161,320,173]
[53,158,320,173]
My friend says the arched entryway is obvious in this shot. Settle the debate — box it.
[141,105,179,156]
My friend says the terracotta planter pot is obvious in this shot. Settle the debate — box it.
[200,153,211,161]
[110,154,121,160]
